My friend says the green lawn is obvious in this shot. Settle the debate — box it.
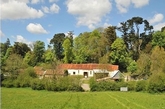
[1,87,165,109]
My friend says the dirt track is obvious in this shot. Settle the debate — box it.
[81,84,90,91]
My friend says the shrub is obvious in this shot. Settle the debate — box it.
[2,79,14,88]
[148,73,165,93]
[126,81,136,91]
[31,79,45,90]
[135,80,147,92]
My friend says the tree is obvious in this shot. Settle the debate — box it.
[62,38,74,63]
[43,49,55,63]
[73,32,90,63]
[136,53,151,79]
[110,38,131,70]
[103,26,117,48]
[33,41,45,64]
[13,42,31,58]
[161,26,165,32]
[3,54,23,78]
[117,17,153,60]
[152,31,165,48]
[150,46,165,75]
[127,61,137,74]
[73,30,108,63]
[50,33,66,60]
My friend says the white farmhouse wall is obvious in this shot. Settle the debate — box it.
[67,69,94,77]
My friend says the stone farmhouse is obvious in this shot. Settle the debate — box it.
[34,64,124,80]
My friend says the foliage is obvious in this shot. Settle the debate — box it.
[31,79,45,90]
[136,53,151,79]
[3,54,23,78]
[117,17,153,60]
[13,42,31,58]
[127,60,137,73]
[150,46,165,74]
[33,41,45,64]
[135,80,147,92]
[103,26,117,47]
[62,38,74,63]
[43,49,55,63]
[148,72,165,93]
[110,38,130,70]
[152,31,165,48]
[50,33,65,60]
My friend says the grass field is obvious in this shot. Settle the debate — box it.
[1,88,165,109]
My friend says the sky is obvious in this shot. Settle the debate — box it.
[0,0,165,47]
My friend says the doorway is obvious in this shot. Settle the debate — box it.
[83,72,88,78]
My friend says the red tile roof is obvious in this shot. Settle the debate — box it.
[34,66,45,75]
[57,64,118,71]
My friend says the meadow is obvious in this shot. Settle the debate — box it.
[1,88,165,109]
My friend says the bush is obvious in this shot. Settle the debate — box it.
[2,79,14,88]
[148,73,165,93]
[31,79,45,90]
[135,80,147,92]
[126,81,136,91]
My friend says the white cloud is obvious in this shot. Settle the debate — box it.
[50,3,60,13]
[31,0,40,4]
[49,0,59,3]
[0,30,5,37]
[1,0,29,4]
[14,35,32,45]
[66,0,112,29]
[115,0,131,13]
[0,0,44,20]
[42,3,60,13]
[103,23,112,28]
[149,13,164,24]
[153,22,165,31]
[42,6,50,13]
[115,0,150,13]
[131,0,149,8]
[26,23,48,34]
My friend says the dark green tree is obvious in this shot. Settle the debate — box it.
[103,26,117,48]
[50,33,66,60]
[117,17,153,60]
[13,42,31,58]
[33,41,45,64]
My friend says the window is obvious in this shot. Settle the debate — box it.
[73,72,75,75]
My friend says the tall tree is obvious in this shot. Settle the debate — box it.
[50,33,65,60]
[103,26,117,48]
[33,41,45,64]
[117,17,153,60]
[110,38,131,70]
[73,32,90,63]
[62,38,74,63]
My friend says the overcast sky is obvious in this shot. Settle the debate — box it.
[1,0,165,46]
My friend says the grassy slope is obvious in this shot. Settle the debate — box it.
[1,88,165,109]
